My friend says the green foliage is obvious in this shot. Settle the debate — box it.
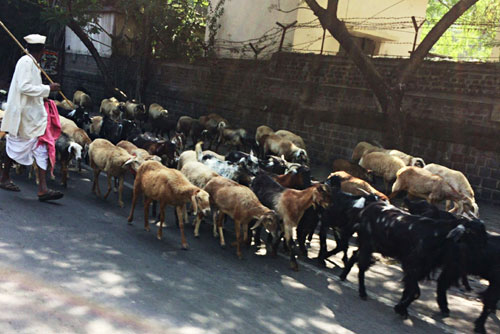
[421,0,500,60]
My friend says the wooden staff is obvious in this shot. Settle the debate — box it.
[0,19,74,109]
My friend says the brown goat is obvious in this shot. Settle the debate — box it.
[329,171,389,201]
[128,161,211,249]
[332,158,373,182]
[204,176,279,258]
[276,183,331,270]
[390,166,468,213]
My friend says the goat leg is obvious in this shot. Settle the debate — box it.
[356,245,374,300]
[474,283,499,334]
[143,197,152,232]
[176,205,189,250]
[436,270,453,316]
[61,159,68,187]
[194,212,202,238]
[92,169,101,196]
[234,220,242,259]
[461,274,472,292]
[118,176,124,208]
[103,174,112,200]
[394,273,421,318]
[288,238,299,272]
[340,250,358,281]
[157,202,166,240]
[217,212,226,248]
[128,183,141,223]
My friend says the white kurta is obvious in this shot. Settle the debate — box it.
[1,55,50,139]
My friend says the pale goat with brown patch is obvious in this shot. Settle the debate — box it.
[351,141,384,162]
[390,166,471,216]
[275,129,306,149]
[128,160,210,249]
[204,176,279,259]
[359,151,406,193]
[263,134,309,165]
[99,97,125,122]
[255,125,274,148]
[89,138,141,208]
[116,140,161,163]
[424,163,479,217]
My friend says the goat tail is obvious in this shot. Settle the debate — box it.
[195,141,204,161]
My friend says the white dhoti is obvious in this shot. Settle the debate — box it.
[6,135,48,170]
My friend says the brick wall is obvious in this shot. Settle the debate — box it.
[62,52,500,204]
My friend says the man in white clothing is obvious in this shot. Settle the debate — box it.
[0,34,63,201]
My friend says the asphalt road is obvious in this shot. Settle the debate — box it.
[0,167,498,334]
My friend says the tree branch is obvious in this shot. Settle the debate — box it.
[304,0,390,110]
[398,0,479,84]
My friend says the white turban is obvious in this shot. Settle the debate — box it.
[23,34,46,45]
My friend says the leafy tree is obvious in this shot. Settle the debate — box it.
[423,0,500,60]
[13,0,213,99]
[303,0,480,148]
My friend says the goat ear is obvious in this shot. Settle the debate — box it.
[446,224,466,241]
[191,192,199,216]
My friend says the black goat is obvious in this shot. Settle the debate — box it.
[315,175,380,267]
[99,116,141,144]
[339,200,487,319]
[152,116,177,139]
[405,199,497,334]
[57,105,91,132]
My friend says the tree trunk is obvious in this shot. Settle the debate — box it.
[67,19,115,95]
[304,0,479,149]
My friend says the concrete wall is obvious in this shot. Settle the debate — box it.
[210,0,428,58]
[62,52,500,204]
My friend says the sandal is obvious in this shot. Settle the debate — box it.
[38,189,64,202]
[0,181,21,192]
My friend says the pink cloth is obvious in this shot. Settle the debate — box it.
[37,99,61,177]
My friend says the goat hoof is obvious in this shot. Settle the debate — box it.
[339,273,347,281]
[119,202,124,208]
[181,244,189,250]
[220,244,226,249]
[145,227,150,232]
[359,293,367,301]
[157,235,162,240]
[290,262,299,272]
[440,308,450,317]
[194,234,200,238]
[127,217,133,223]
[394,304,408,318]
[473,324,486,334]
[317,258,326,268]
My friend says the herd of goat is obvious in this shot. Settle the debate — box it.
[0,88,499,333]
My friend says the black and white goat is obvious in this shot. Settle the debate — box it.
[226,151,288,175]
[55,133,83,187]
[197,143,259,186]
[339,200,487,319]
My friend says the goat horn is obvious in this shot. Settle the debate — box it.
[250,220,262,230]
[356,187,370,195]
